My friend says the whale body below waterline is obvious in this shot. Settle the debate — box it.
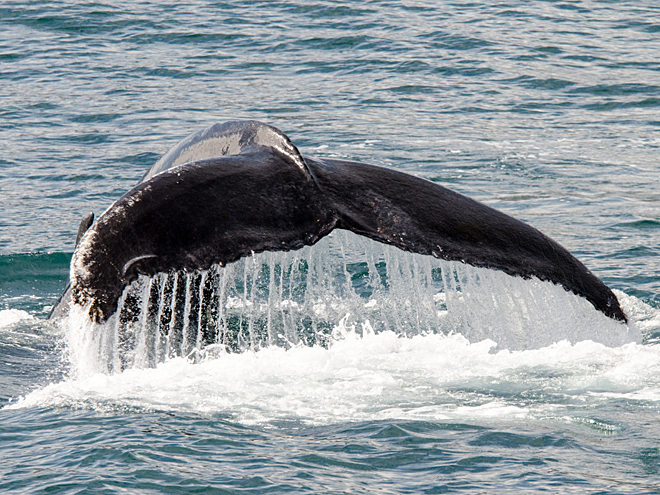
[50,120,627,325]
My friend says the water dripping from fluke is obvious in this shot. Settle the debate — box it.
[61,231,637,377]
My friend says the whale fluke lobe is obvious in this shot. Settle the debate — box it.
[141,120,310,183]
[305,157,626,323]
[54,120,627,324]
[75,212,94,247]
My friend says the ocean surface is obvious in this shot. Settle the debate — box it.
[2,0,660,493]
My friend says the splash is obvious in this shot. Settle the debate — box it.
[59,230,638,377]
[0,309,34,329]
[8,329,660,424]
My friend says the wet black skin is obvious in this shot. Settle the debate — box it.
[55,121,627,324]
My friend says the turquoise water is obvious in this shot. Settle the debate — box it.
[2,1,660,492]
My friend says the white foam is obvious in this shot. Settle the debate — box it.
[0,309,34,329]
[6,328,660,425]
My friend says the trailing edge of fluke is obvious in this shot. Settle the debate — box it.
[50,120,627,324]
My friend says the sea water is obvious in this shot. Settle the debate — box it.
[1,1,660,493]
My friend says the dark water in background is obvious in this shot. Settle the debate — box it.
[1,1,660,493]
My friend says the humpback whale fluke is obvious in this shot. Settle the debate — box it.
[56,120,627,324]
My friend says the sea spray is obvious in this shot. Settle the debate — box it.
[60,231,638,377]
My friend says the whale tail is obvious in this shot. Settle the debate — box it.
[50,121,627,325]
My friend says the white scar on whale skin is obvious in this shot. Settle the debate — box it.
[122,255,158,277]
